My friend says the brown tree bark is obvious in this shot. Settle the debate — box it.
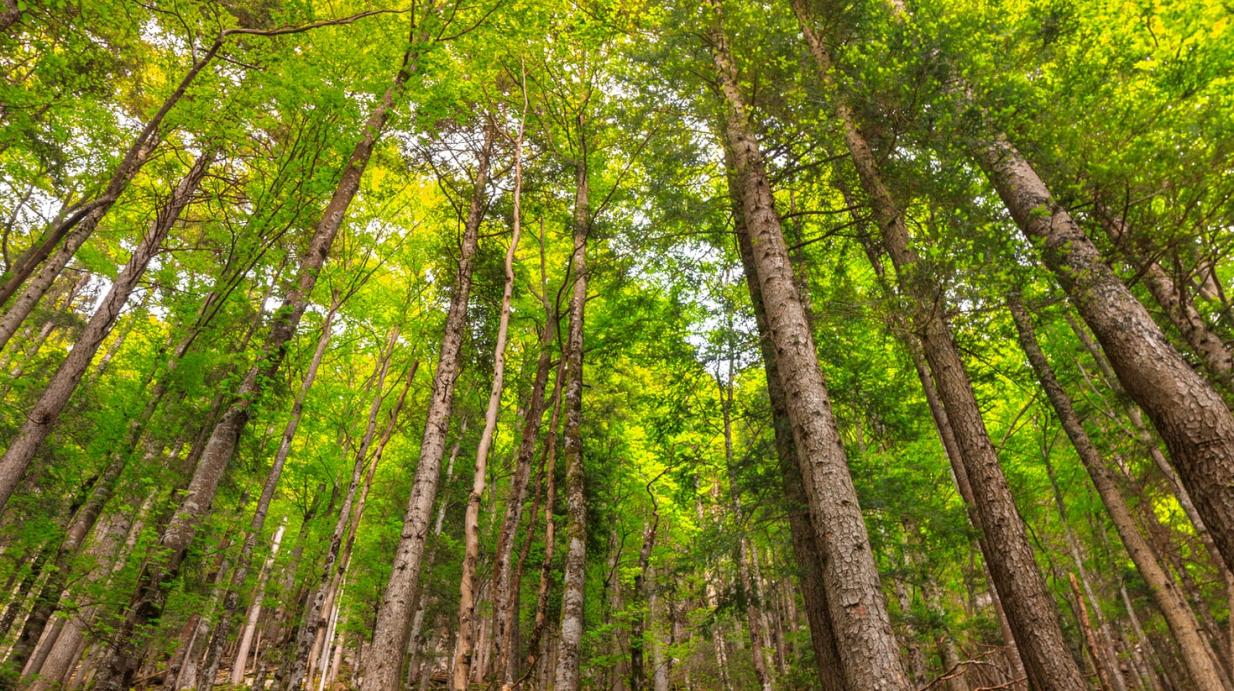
[1009,295,1232,690]
[452,108,525,689]
[708,2,910,686]
[361,122,496,691]
[788,5,1084,687]
[0,149,213,510]
[973,131,1234,575]
[92,25,421,687]
[553,116,591,691]
[729,178,845,691]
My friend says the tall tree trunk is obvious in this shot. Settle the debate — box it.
[730,177,845,690]
[230,520,287,686]
[197,301,343,688]
[789,4,1083,687]
[553,118,591,691]
[707,3,909,687]
[1009,295,1232,690]
[361,122,496,691]
[630,468,666,691]
[405,421,469,687]
[973,130,1234,574]
[452,110,525,688]
[91,28,420,688]
[0,149,213,510]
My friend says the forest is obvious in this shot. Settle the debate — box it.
[0,0,1231,689]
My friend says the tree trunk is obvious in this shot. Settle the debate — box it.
[0,149,213,510]
[707,3,909,687]
[452,113,525,688]
[1010,295,1232,690]
[92,28,419,687]
[231,521,287,685]
[789,5,1083,687]
[553,119,592,691]
[730,181,845,690]
[973,131,1234,574]
[197,301,343,688]
[361,122,496,691]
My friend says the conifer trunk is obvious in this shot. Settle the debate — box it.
[708,2,909,686]
[1010,296,1232,690]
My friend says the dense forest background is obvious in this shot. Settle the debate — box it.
[0,0,1231,688]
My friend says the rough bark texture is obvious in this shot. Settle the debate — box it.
[1096,208,1234,389]
[788,5,1083,687]
[974,133,1234,574]
[553,122,591,691]
[708,3,909,687]
[1010,296,1232,690]
[360,124,495,691]
[0,149,213,510]
[92,33,418,689]
[451,122,523,687]
[730,167,845,691]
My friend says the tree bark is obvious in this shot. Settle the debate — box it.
[973,131,1234,574]
[788,4,1083,687]
[361,122,496,691]
[452,110,525,689]
[708,3,909,687]
[0,149,213,510]
[91,28,419,688]
[230,520,287,686]
[729,177,845,690]
[493,232,558,687]
[1009,295,1232,690]
[553,115,592,691]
